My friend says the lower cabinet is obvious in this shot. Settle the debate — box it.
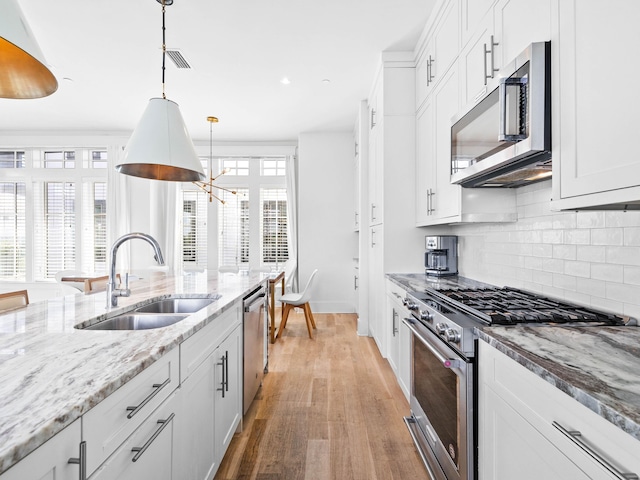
[478,341,640,480]
[90,391,178,480]
[0,419,82,480]
[385,279,411,401]
[175,303,243,480]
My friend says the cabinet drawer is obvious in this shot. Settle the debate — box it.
[385,279,409,304]
[480,342,640,478]
[180,303,240,383]
[90,391,177,480]
[84,348,179,475]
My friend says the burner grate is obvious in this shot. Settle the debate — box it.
[437,287,625,326]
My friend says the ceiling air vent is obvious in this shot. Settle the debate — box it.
[166,49,191,69]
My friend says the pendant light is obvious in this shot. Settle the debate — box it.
[0,0,58,99]
[116,0,205,182]
[193,116,237,203]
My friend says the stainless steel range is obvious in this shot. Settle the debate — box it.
[402,284,635,480]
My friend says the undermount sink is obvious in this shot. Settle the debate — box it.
[77,295,221,331]
[83,314,188,331]
[135,297,217,314]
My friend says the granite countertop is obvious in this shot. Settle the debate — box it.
[0,270,267,474]
[477,326,640,442]
[386,273,640,442]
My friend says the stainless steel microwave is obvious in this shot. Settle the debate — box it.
[450,42,551,188]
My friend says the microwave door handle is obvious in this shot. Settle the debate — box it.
[499,77,528,142]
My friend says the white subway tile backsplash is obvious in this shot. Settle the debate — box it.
[564,229,591,245]
[576,245,606,263]
[623,266,640,286]
[452,183,640,318]
[606,282,640,304]
[623,227,640,246]
[553,244,576,260]
[606,246,640,266]
[591,263,623,282]
[591,228,623,246]
[564,261,590,278]
[576,211,606,228]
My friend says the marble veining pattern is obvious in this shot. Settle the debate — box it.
[0,270,268,475]
[477,326,640,441]
[387,272,497,294]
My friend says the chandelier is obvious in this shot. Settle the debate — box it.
[192,116,237,203]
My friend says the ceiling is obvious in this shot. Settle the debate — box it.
[0,0,435,144]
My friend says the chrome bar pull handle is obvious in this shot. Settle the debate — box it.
[552,422,638,480]
[126,377,171,419]
[68,440,87,480]
[224,351,229,392]
[483,42,489,85]
[131,413,175,462]
[217,354,226,398]
[370,108,376,129]
[428,55,435,83]
[392,309,398,336]
[498,77,528,142]
[354,275,359,290]
[371,229,376,248]
[371,203,376,222]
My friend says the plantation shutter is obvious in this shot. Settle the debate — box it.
[0,182,26,280]
[218,188,249,268]
[260,188,288,268]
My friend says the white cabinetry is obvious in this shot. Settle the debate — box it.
[385,279,411,401]
[83,348,179,476]
[478,341,640,480]
[551,0,640,210]
[365,55,425,353]
[0,419,82,480]
[90,392,178,480]
[176,302,242,480]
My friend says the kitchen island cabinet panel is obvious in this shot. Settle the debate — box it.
[0,419,81,480]
[90,392,178,480]
[551,0,640,210]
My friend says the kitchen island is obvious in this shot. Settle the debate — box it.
[0,270,267,475]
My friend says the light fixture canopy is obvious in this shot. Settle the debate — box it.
[0,0,58,99]
[116,0,205,182]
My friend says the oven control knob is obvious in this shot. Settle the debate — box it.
[445,328,461,344]
[419,310,433,322]
[435,323,447,335]
[405,300,418,311]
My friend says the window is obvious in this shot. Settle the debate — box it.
[261,158,286,176]
[260,188,288,266]
[218,188,249,267]
[0,151,25,168]
[44,150,75,169]
[0,147,109,281]
[182,190,208,268]
[221,158,249,176]
[34,182,76,280]
[0,182,26,280]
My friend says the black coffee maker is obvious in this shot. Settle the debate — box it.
[424,235,458,276]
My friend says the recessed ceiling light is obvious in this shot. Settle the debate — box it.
[322,78,331,84]
[280,77,291,85]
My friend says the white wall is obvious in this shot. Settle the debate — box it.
[448,180,640,320]
[298,132,356,313]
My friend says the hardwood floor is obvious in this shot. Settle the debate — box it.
[214,312,429,480]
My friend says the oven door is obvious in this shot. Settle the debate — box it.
[403,317,474,480]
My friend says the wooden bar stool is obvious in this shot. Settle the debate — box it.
[276,269,318,339]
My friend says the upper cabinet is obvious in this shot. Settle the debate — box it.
[415,0,517,227]
[551,0,640,210]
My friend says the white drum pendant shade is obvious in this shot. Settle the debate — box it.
[117,97,205,182]
[0,0,58,98]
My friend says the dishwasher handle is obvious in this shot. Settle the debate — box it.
[244,288,266,312]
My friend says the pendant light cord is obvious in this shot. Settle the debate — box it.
[161,1,167,99]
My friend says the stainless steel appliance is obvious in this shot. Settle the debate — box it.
[243,284,267,415]
[450,42,551,188]
[425,236,458,276]
[403,283,634,480]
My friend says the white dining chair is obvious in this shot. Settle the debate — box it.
[276,269,319,339]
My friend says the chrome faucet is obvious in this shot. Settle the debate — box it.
[106,232,165,308]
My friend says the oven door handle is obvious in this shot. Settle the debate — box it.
[403,318,463,369]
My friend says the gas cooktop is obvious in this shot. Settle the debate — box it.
[429,287,632,326]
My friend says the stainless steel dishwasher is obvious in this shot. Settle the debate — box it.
[243,284,267,415]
